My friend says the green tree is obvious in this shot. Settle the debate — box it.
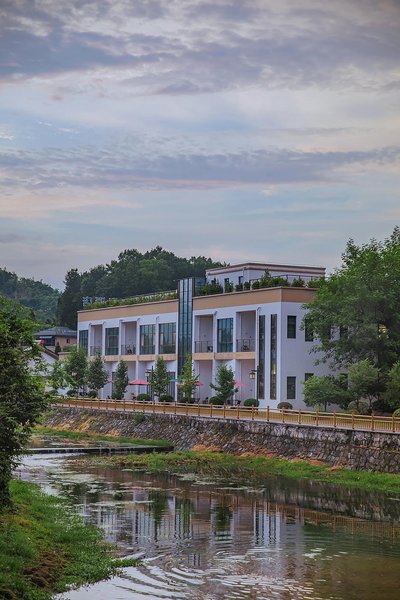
[148,357,170,399]
[383,361,400,411]
[305,228,400,373]
[87,354,108,396]
[179,355,199,402]
[347,359,382,410]
[113,360,128,400]
[303,375,349,412]
[56,268,82,329]
[64,345,88,394]
[0,296,47,506]
[210,365,238,404]
[47,360,67,395]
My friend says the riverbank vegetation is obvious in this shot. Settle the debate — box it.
[87,450,400,495]
[33,425,171,447]
[0,480,135,600]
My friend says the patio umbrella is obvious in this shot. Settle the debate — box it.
[128,379,149,385]
[234,380,246,387]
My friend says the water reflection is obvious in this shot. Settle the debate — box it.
[17,454,400,600]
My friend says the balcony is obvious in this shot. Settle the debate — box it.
[105,346,119,356]
[140,345,155,355]
[194,341,213,353]
[236,338,255,352]
[121,344,136,355]
[90,345,101,356]
[159,344,176,354]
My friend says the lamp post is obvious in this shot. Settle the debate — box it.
[145,367,154,402]
[249,367,259,403]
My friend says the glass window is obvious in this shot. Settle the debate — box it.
[217,318,233,352]
[140,324,155,354]
[159,322,176,354]
[304,317,314,342]
[78,330,88,352]
[258,315,265,399]
[287,376,296,400]
[287,315,297,339]
[105,327,119,355]
[238,275,243,285]
[270,314,277,399]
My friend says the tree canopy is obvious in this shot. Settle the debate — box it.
[305,228,400,372]
[56,247,223,327]
[0,295,47,506]
[0,267,59,325]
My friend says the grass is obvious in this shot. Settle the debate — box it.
[33,425,171,448]
[87,450,400,495]
[0,480,137,600]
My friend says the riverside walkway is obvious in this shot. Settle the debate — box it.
[58,398,400,434]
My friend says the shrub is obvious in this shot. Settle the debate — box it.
[393,408,400,417]
[137,393,151,402]
[347,400,369,415]
[277,402,293,410]
[88,390,97,398]
[209,396,224,405]
[66,389,77,397]
[251,280,260,289]
[235,283,243,291]
[159,394,174,403]
[243,398,259,407]
[243,282,251,290]
[133,412,146,424]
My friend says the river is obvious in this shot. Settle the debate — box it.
[16,445,400,600]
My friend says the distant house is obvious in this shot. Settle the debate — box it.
[34,326,77,353]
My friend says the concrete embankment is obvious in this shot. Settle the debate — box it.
[43,407,400,473]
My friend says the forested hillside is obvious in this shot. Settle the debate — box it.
[0,268,60,324]
[56,246,224,328]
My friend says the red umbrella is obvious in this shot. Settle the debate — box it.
[128,379,149,386]
[234,380,246,387]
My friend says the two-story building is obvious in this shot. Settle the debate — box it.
[77,262,330,408]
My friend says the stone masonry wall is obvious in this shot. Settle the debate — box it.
[44,407,400,473]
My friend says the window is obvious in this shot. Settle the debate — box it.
[238,275,243,285]
[159,322,176,354]
[304,317,314,342]
[105,327,119,355]
[270,314,277,399]
[287,376,296,400]
[287,315,297,339]
[140,324,155,354]
[66,338,70,344]
[78,330,88,352]
[258,315,265,399]
[304,372,313,381]
[217,318,233,352]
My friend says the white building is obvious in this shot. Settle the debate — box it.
[77,262,330,408]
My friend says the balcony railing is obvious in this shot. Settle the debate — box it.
[217,342,233,353]
[140,345,155,355]
[121,344,136,355]
[105,346,119,356]
[159,344,176,354]
[194,341,213,353]
[90,345,102,356]
[236,338,255,352]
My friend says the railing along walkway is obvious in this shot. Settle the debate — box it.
[57,398,400,434]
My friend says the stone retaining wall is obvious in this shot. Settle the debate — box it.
[44,407,400,473]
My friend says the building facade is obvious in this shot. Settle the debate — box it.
[77,262,330,408]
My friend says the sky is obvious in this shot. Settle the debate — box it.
[0,0,399,289]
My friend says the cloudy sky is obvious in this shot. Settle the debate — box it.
[0,0,399,288]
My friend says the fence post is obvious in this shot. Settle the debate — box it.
[223,404,226,420]
[316,410,319,427]
[186,402,189,416]
[281,409,285,424]
[251,405,255,420]
[198,402,201,417]
[298,409,301,425]
[333,412,337,428]
[174,401,177,415]
[351,412,355,430]
[237,403,240,420]
[210,403,213,418]
[371,413,375,432]
[163,402,166,414]
[392,414,396,433]
[267,405,270,422]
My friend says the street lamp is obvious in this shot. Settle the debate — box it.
[145,367,154,401]
[249,367,259,402]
